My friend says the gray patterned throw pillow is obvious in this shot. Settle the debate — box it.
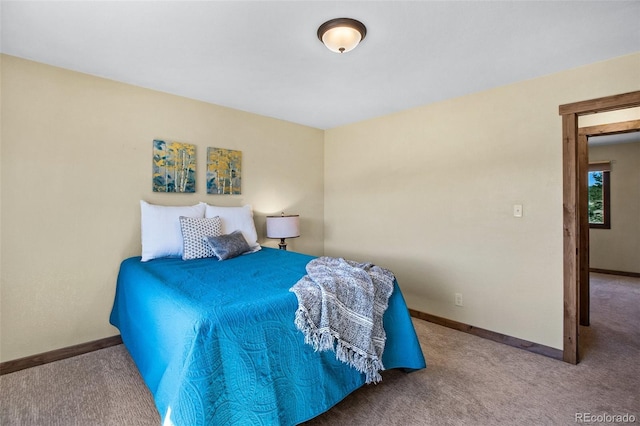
[205,230,251,260]
[179,216,222,260]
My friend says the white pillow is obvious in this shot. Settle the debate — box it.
[204,204,261,251]
[140,201,206,261]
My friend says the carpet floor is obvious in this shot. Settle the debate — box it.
[1,273,638,425]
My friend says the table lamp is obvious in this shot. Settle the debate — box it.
[266,213,300,250]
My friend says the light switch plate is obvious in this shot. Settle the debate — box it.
[513,204,523,217]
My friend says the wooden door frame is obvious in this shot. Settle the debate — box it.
[559,91,640,364]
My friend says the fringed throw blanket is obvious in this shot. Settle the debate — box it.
[290,256,395,383]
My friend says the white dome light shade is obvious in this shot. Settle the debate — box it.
[322,26,361,53]
[318,18,367,54]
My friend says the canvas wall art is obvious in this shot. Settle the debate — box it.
[207,147,242,195]
[152,139,196,193]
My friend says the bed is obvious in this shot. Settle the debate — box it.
[110,247,426,425]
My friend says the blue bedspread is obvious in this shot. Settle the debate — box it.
[110,248,425,425]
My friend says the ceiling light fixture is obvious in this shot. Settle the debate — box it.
[317,18,367,53]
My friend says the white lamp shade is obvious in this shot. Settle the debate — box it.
[321,26,362,53]
[266,215,300,239]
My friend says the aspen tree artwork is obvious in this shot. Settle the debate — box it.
[152,140,196,193]
[207,147,242,195]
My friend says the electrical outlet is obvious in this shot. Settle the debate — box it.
[454,293,463,307]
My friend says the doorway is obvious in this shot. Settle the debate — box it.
[559,90,640,364]
[578,119,640,328]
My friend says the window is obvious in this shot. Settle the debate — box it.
[588,162,611,229]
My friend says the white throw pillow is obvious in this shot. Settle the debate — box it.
[179,216,222,260]
[204,204,261,251]
[140,201,206,261]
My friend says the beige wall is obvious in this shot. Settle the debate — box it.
[0,55,324,362]
[588,141,640,274]
[2,52,639,362]
[325,53,640,350]
[579,107,640,127]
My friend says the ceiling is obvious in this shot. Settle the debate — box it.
[2,1,639,130]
